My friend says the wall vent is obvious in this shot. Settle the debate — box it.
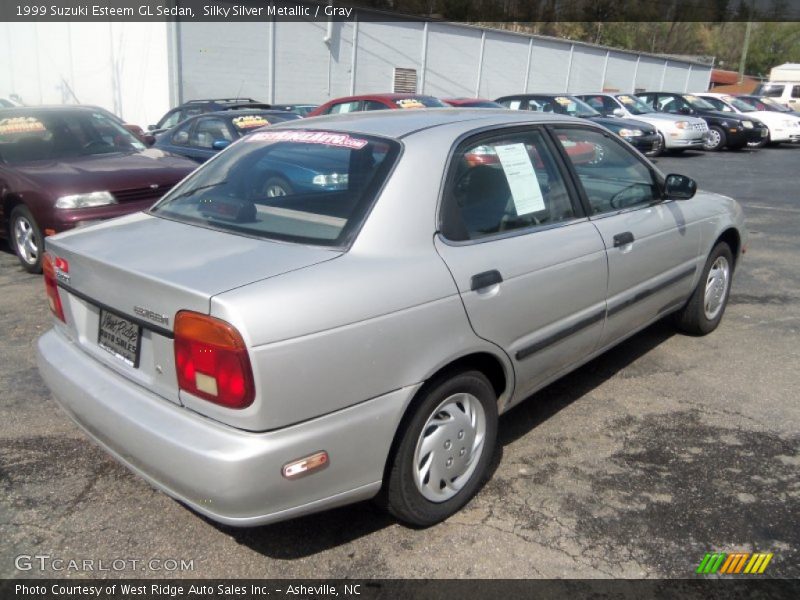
[393,68,418,93]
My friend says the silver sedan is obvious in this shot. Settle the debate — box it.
[37,109,746,527]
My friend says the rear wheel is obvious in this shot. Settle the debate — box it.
[262,176,292,198]
[703,126,726,151]
[10,205,43,274]
[674,242,734,335]
[383,370,498,527]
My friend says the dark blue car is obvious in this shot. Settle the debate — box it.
[153,109,301,163]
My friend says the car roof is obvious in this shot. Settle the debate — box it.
[272,108,590,140]
[196,109,299,118]
[0,105,110,115]
[324,93,439,103]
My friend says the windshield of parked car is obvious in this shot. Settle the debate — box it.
[755,84,785,98]
[230,111,301,134]
[0,110,145,163]
[394,96,447,108]
[683,95,717,110]
[615,95,655,115]
[150,130,401,247]
[721,96,758,112]
[529,96,600,117]
[746,97,791,112]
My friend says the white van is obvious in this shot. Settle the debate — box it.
[755,82,800,111]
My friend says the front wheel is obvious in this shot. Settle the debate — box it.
[703,126,726,151]
[383,370,498,527]
[748,132,769,148]
[674,242,734,335]
[10,205,44,274]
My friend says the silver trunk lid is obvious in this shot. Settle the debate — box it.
[45,212,341,405]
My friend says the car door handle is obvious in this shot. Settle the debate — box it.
[470,270,503,291]
[613,232,635,248]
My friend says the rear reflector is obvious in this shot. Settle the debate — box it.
[174,311,255,409]
[42,253,65,323]
[282,452,329,479]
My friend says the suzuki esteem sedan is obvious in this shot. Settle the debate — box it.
[37,110,746,527]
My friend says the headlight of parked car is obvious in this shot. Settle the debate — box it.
[618,128,643,137]
[55,191,117,209]
[312,173,349,187]
[742,121,753,129]
[675,121,690,129]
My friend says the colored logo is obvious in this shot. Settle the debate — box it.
[696,552,773,574]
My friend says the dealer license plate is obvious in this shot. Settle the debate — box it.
[98,309,141,367]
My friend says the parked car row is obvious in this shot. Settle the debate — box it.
[2,88,793,273]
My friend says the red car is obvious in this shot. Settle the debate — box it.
[443,98,505,108]
[0,106,197,273]
[308,93,447,116]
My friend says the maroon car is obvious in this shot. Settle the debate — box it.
[443,98,505,108]
[308,93,447,116]
[0,106,197,272]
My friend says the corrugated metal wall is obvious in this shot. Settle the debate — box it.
[174,17,712,104]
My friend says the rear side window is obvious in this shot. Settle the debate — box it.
[151,130,400,247]
[440,129,578,241]
[793,86,800,99]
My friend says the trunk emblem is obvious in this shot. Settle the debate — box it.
[54,257,70,284]
[133,306,169,326]
[149,184,159,189]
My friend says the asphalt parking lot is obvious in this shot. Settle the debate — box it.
[1,144,798,579]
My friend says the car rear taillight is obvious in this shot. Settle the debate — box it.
[174,311,255,409]
[42,253,65,322]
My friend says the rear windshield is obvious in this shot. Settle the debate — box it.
[0,110,145,163]
[394,97,447,108]
[755,84,785,97]
[230,112,300,132]
[150,130,401,247]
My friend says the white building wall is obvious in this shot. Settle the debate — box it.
[567,46,608,93]
[0,22,169,129]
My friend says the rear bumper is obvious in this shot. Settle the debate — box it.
[37,327,418,526]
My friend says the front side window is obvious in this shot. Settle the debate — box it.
[0,110,145,163]
[151,130,400,247]
[703,97,733,112]
[792,86,800,99]
[440,129,577,241]
[190,118,233,149]
[554,127,660,215]
[683,95,717,111]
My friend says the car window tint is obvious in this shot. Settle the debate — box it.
[704,97,730,111]
[637,94,657,109]
[151,131,400,247]
[159,110,181,129]
[363,101,390,111]
[0,111,144,163]
[170,121,192,145]
[554,127,660,215]
[328,101,361,114]
[441,129,576,241]
[190,118,233,149]
[756,85,784,98]
[793,86,800,99]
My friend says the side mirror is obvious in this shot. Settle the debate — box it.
[679,106,693,115]
[212,140,231,151]
[143,134,156,147]
[664,173,697,200]
[612,108,625,118]
[147,124,157,131]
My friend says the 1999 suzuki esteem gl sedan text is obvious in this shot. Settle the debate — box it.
[37,110,746,527]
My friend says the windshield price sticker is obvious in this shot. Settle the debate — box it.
[395,99,426,109]
[232,115,270,129]
[494,143,546,215]
[0,117,46,134]
[248,130,369,149]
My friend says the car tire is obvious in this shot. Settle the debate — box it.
[648,133,665,157]
[382,370,498,527]
[10,205,44,274]
[262,176,292,198]
[674,242,734,336]
[703,126,726,151]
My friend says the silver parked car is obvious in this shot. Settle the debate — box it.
[37,110,746,527]
[577,92,709,153]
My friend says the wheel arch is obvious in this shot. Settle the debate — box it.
[379,349,511,485]
[715,227,742,268]
[1,192,24,236]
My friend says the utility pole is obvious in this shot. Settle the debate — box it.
[738,20,752,83]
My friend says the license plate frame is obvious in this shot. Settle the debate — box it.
[97,308,141,368]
